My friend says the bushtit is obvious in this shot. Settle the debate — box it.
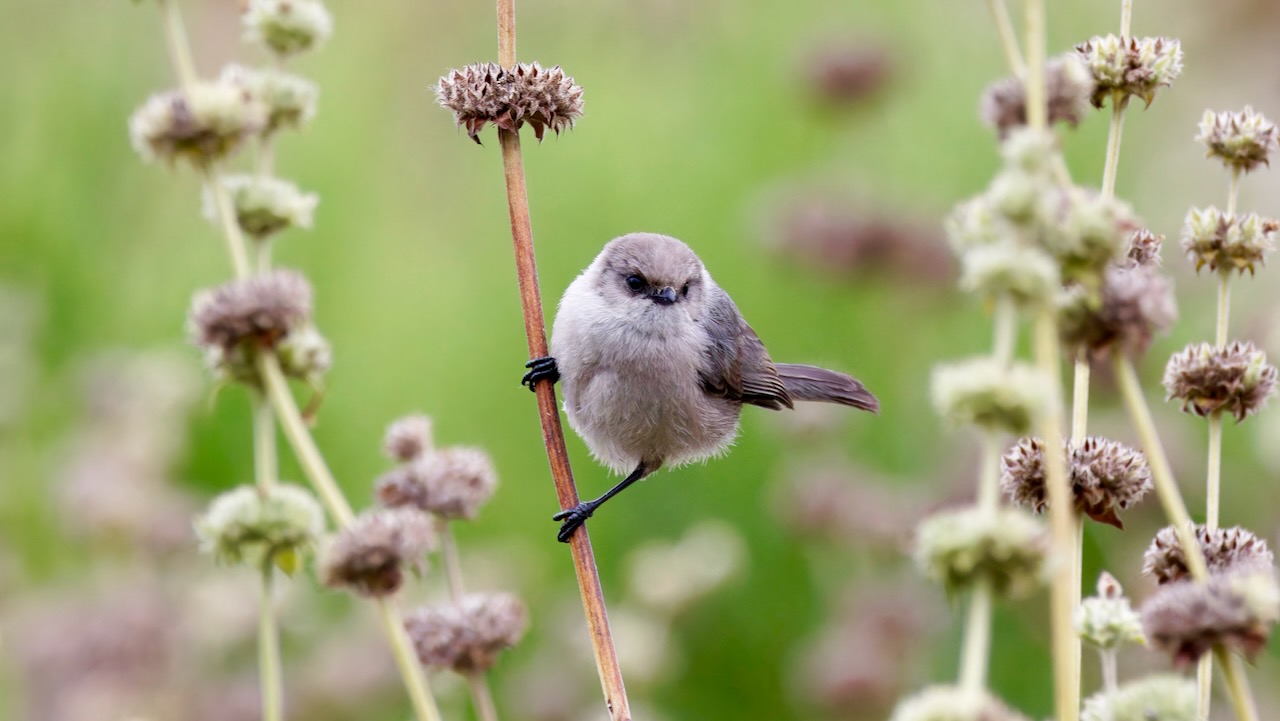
[524,232,878,542]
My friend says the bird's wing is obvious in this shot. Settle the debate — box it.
[698,288,793,410]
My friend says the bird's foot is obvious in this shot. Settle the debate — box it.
[522,356,559,392]
[552,501,597,543]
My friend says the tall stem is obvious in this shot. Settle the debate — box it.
[992,296,1016,365]
[467,673,500,721]
[984,0,1026,76]
[493,2,630,718]
[254,394,277,492]
[1022,0,1046,131]
[158,0,196,93]
[439,524,501,721]
[1215,646,1260,721]
[958,582,993,692]
[203,169,253,279]
[1099,648,1118,695]
[376,599,445,721]
[1118,0,1133,36]
[258,565,284,721]
[1100,100,1129,199]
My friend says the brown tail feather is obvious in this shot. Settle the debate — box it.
[775,364,879,413]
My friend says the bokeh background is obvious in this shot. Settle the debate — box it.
[2,0,1280,719]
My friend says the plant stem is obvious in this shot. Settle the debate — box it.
[1227,168,1241,216]
[158,0,197,93]
[376,598,445,721]
[992,296,1016,365]
[467,673,500,721]
[1100,100,1129,199]
[958,581,993,692]
[258,564,284,721]
[984,0,1026,76]
[1215,646,1260,721]
[254,394,278,492]
[439,523,467,604]
[204,168,253,279]
[1022,0,1046,131]
[1111,355,1208,580]
[1099,648,1118,695]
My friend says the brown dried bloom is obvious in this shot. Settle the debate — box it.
[1126,228,1163,267]
[1163,340,1278,421]
[1196,106,1279,174]
[321,508,436,597]
[404,592,528,673]
[1181,207,1277,275]
[805,43,891,105]
[980,53,1092,138]
[1140,571,1280,667]
[1142,524,1274,585]
[1058,263,1177,361]
[129,81,267,167]
[376,447,498,520]
[189,269,312,352]
[1076,35,1183,108]
[1001,435,1151,529]
[383,414,433,462]
[436,62,583,143]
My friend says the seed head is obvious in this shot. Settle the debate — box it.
[1142,524,1274,585]
[1058,263,1177,361]
[1140,571,1280,667]
[1180,206,1277,275]
[1075,572,1146,649]
[1080,675,1197,721]
[980,53,1092,138]
[219,64,319,135]
[1075,35,1183,108]
[320,507,436,597]
[888,685,1030,721]
[436,62,584,143]
[914,506,1050,599]
[931,358,1048,435]
[404,592,528,673]
[203,174,318,240]
[275,324,332,383]
[1002,436,1151,529]
[1126,228,1163,267]
[242,0,333,57]
[958,241,1059,308]
[1196,106,1279,174]
[189,270,313,354]
[129,82,266,167]
[1163,340,1278,422]
[383,414,434,462]
[195,483,324,573]
[376,447,498,520]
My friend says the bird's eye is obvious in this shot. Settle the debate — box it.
[625,275,645,292]
[681,283,690,296]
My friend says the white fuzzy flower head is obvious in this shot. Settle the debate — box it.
[1181,207,1277,276]
[1076,35,1183,108]
[1080,675,1197,721]
[944,196,1010,252]
[958,241,1059,308]
[219,64,319,135]
[888,685,1029,721]
[1075,571,1146,649]
[931,357,1049,435]
[195,483,325,573]
[1196,106,1279,174]
[243,0,333,58]
[203,174,318,240]
[129,81,266,167]
[1042,190,1140,287]
[914,505,1050,599]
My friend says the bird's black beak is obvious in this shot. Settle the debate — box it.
[650,286,678,305]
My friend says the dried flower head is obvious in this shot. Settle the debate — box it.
[203,174,318,240]
[931,358,1048,435]
[404,592,528,673]
[888,685,1029,721]
[1126,228,1163,267]
[1002,436,1151,529]
[219,64,319,135]
[321,507,435,597]
[1196,106,1279,174]
[1080,675,1197,721]
[1076,35,1183,108]
[436,62,584,142]
[1075,572,1146,649]
[805,43,891,104]
[914,506,1049,599]
[1142,524,1274,584]
[1180,207,1277,275]
[958,241,1059,308]
[1058,263,1177,361]
[980,53,1092,138]
[383,414,434,462]
[242,0,333,57]
[1140,571,1280,667]
[189,270,313,353]
[129,82,266,167]
[195,483,324,573]
[376,447,498,520]
[1163,340,1278,421]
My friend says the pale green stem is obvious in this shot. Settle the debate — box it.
[1071,357,1090,442]
[376,599,445,721]
[257,242,273,273]
[439,523,466,604]
[1119,0,1133,36]
[984,0,1026,75]
[992,296,1016,365]
[1100,99,1129,199]
[1199,656,1214,720]
[258,564,284,721]
[1022,0,1046,131]
[1099,648,1118,695]
[467,673,500,721]
[158,0,197,93]
[254,394,277,493]
[1216,273,1232,348]
[958,581,993,693]
[204,169,253,279]
[1111,356,1209,580]
[1227,168,1241,216]
[1215,646,1260,721]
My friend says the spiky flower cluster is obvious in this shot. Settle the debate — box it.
[242,0,333,58]
[1079,675,1197,721]
[887,685,1029,721]
[1002,436,1151,528]
[1075,572,1145,649]
[1142,524,1274,585]
[958,241,1059,307]
[129,82,267,167]
[931,358,1048,435]
[980,53,1093,138]
[436,62,584,142]
[195,483,325,573]
[404,593,528,673]
[914,506,1049,599]
[376,447,498,520]
[1162,340,1278,421]
[1196,106,1279,174]
[203,174,318,240]
[1180,207,1277,275]
[1038,190,1140,288]
[320,507,436,597]
[1075,35,1183,108]
[1058,263,1176,361]
[1140,570,1280,666]
[219,64,319,135]
[1126,228,1163,267]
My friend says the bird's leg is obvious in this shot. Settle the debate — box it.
[521,356,559,392]
[553,462,650,543]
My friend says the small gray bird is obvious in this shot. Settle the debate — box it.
[523,232,878,542]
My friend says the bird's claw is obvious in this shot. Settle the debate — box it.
[522,356,560,392]
[553,502,595,543]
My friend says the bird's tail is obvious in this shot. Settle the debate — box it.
[775,364,879,413]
